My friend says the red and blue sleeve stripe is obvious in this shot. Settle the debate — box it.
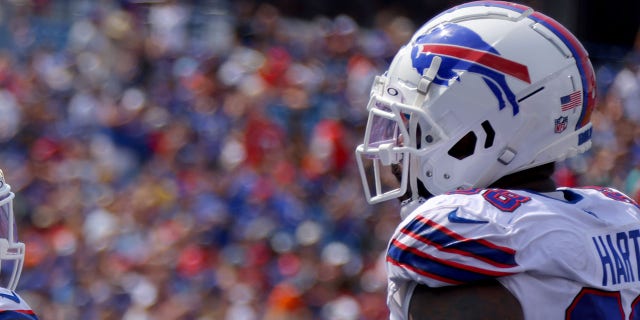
[398,215,517,268]
[388,215,518,284]
[0,310,38,320]
[388,239,516,284]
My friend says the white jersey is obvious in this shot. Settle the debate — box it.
[0,287,37,319]
[387,187,640,319]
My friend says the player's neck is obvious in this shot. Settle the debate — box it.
[489,162,557,192]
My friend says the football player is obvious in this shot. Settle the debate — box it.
[355,1,640,319]
[0,170,37,319]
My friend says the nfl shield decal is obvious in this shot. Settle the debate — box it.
[555,116,568,133]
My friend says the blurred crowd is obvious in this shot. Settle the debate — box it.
[0,0,635,319]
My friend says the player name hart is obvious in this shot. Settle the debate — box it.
[592,229,640,286]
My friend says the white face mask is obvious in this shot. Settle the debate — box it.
[0,170,24,291]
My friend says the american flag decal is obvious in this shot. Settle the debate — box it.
[561,91,582,112]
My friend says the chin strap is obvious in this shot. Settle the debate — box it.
[409,56,441,202]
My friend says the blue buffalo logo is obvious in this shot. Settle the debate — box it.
[411,24,531,115]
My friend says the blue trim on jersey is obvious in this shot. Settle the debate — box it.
[448,209,488,224]
[526,189,584,204]
[562,190,585,203]
[0,311,38,320]
[0,291,20,304]
[401,216,517,267]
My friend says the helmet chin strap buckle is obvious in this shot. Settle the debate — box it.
[498,148,517,165]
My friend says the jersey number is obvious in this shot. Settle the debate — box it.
[566,288,640,319]
[482,189,531,212]
[448,189,531,212]
[581,186,640,210]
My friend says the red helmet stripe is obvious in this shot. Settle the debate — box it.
[421,44,531,83]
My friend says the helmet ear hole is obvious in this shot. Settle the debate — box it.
[448,132,477,160]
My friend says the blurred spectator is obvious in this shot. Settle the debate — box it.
[609,52,640,123]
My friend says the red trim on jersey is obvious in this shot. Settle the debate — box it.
[0,310,35,314]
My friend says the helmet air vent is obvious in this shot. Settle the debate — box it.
[448,132,477,160]
[481,121,495,148]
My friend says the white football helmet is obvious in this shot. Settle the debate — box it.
[356,1,596,204]
[0,169,24,290]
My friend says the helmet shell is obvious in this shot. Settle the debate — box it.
[356,1,596,203]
